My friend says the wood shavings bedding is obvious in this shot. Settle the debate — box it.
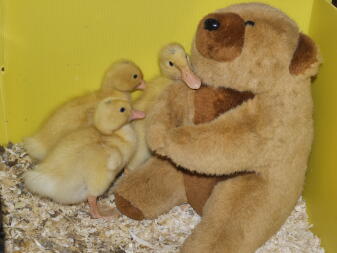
[0,143,324,253]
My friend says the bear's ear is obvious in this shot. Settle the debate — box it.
[289,33,320,76]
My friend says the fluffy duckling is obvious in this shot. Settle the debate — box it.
[158,42,201,90]
[24,97,145,218]
[24,60,146,160]
[101,60,146,93]
[133,43,201,112]
[127,43,201,171]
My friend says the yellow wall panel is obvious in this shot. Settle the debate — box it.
[0,0,8,143]
[305,0,337,252]
[0,78,6,144]
[1,0,313,142]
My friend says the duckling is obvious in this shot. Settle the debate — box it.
[158,42,201,90]
[101,60,146,93]
[24,60,146,160]
[127,43,201,171]
[24,97,145,218]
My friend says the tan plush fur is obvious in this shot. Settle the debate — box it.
[24,97,140,206]
[24,61,144,160]
[127,43,200,171]
[114,3,321,253]
[115,157,186,219]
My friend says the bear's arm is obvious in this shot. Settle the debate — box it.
[164,99,269,175]
[146,82,188,155]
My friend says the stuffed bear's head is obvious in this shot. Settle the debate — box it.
[190,3,321,93]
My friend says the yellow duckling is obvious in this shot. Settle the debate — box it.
[127,43,201,171]
[24,97,145,219]
[24,60,146,160]
[101,60,146,94]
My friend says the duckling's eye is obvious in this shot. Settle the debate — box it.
[168,61,174,67]
[245,20,255,26]
[133,74,138,79]
[120,107,126,113]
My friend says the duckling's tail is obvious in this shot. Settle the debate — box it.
[23,170,57,198]
[24,168,88,205]
[23,137,47,160]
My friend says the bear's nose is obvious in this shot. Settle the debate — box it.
[204,18,220,31]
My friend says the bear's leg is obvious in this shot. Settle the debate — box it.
[181,173,298,253]
[114,156,187,220]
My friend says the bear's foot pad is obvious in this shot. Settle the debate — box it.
[114,193,145,220]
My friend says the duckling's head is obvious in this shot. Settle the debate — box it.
[94,97,145,135]
[159,43,201,89]
[101,61,146,93]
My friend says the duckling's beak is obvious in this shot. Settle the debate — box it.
[136,80,147,90]
[180,66,202,90]
[129,110,146,121]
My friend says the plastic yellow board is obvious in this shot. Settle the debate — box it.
[0,0,313,143]
[0,0,7,142]
[304,0,337,252]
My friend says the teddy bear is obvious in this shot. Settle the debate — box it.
[114,3,321,253]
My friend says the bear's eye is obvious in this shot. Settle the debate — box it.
[133,74,138,79]
[245,20,255,26]
[120,107,126,112]
[168,61,174,67]
[204,18,220,31]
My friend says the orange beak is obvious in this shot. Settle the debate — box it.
[129,110,146,121]
[180,66,202,90]
[136,80,147,90]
